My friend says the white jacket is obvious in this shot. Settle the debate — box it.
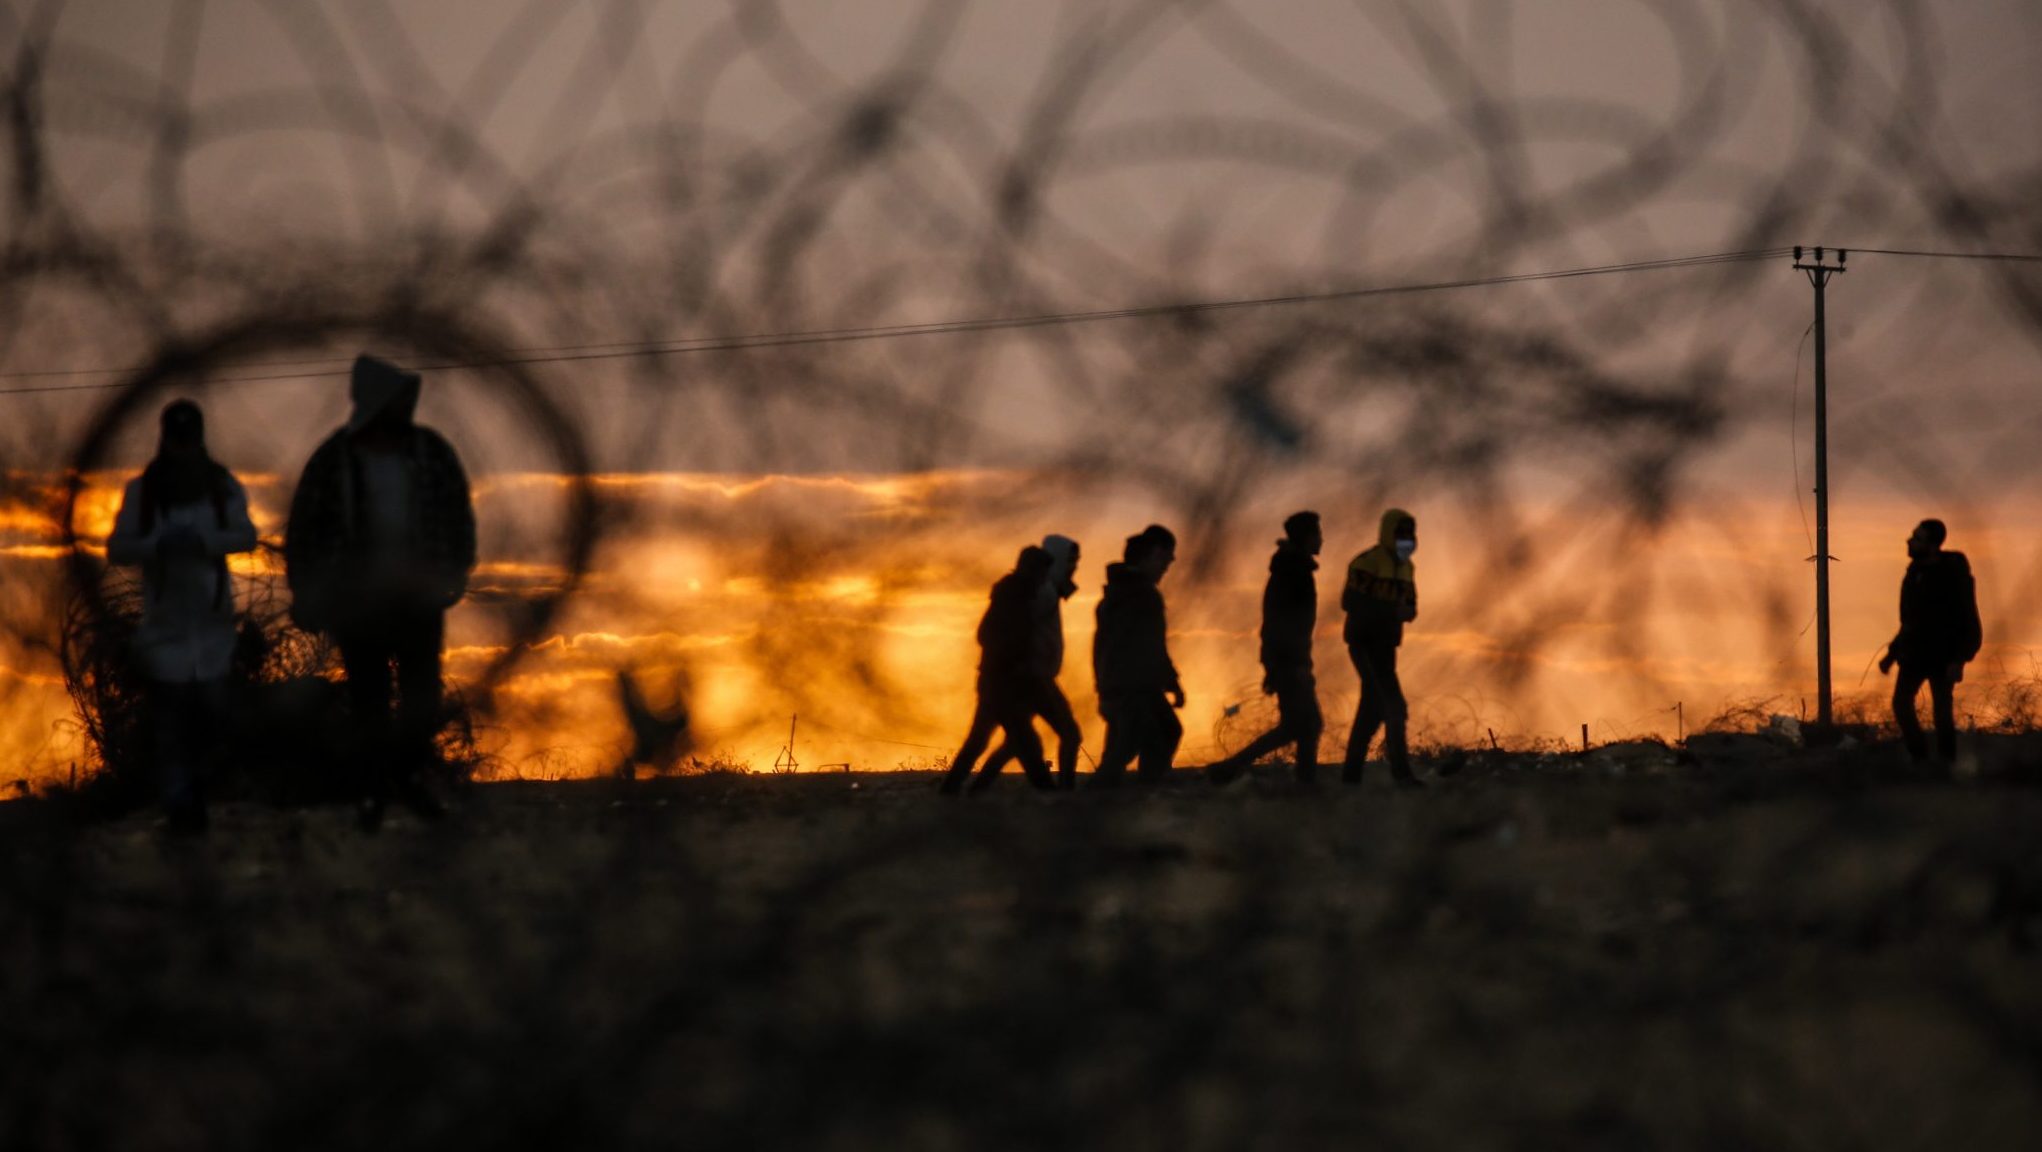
[106,474,259,683]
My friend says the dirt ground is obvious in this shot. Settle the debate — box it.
[4,737,2042,1151]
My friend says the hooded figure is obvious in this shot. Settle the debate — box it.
[977,534,1085,790]
[286,356,475,630]
[1879,518,1983,765]
[1092,525,1183,784]
[1340,509,1421,788]
[1208,512,1323,785]
[285,354,476,829]
[106,400,259,833]
[940,546,1055,794]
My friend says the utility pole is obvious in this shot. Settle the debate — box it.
[1793,246,1847,727]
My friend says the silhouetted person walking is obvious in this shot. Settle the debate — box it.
[1208,512,1323,786]
[1878,518,1982,766]
[286,355,476,829]
[1342,509,1421,789]
[942,546,1055,794]
[106,400,258,835]
[976,534,1085,791]
[1093,525,1183,785]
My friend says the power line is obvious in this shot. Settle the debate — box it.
[0,247,1790,398]
[1846,247,2042,264]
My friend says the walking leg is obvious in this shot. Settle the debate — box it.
[1930,672,1959,764]
[1892,667,1929,762]
[1094,700,1135,786]
[1377,648,1418,787]
[1289,681,1324,784]
[339,630,396,826]
[942,694,1000,794]
[1344,647,1385,784]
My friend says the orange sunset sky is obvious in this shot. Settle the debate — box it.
[3,1,2041,787]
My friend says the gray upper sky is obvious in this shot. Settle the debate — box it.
[6,0,2040,509]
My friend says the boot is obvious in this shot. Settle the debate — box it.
[1205,757,1245,786]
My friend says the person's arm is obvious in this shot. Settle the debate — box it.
[202,476,259,557]
[421,432,477,607]
[994,581,1034,669]
[1279,567,1318,665]
[1154,592,1183,704]
[1957,557,1983,664]
[283,442,333,589]
[1881,576,1907,672]
[104,479,155,566]
[283,442,341,630]
[431,432,478,577]
[1092,599,1115,694]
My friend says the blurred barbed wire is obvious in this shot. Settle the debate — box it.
[6,4,2042,1148]
[2,0,2040,770]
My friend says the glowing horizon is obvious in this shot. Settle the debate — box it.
[7,465,2042,791]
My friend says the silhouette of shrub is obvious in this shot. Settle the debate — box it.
[57,556,486,814]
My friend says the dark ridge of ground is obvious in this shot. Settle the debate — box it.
[4,737,2042,1152]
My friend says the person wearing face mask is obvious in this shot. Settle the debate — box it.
[1093,524,1184,785]
[106,400,260,835]
[1878,519,1982,767]
[1340,508,1421,789]
[1207,512,1324,786]
[975,534,1085,791]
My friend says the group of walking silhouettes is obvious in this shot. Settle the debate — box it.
[942,508,1428,793]
[111,355,1985,832]
[943,510,1986,793]
[111,355,474,834]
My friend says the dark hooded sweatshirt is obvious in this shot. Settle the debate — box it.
[1891,550,1983,669]
[977,566,1043,688]
[1259,539,1318,673]
[1094,561,1181,699]
[286,363,475,632]
[1342,509,1417,648]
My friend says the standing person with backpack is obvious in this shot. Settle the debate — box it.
[106,400,259,835]
[1879,518,1983,768]
[1207,512,1324,786]
[1341,509,1422,790]
[286,355,476,830]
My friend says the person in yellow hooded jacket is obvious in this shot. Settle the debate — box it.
[1340,509,1421,788]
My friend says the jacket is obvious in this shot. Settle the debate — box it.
[1258,539,1318,672]
[977,567,1042,687]
[1891,550,1983,668]
[1341,508,1417,648]
[1093,561,1180,699]
[106,471,259,683]
[285,424,475,631]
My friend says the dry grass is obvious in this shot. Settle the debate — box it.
[54,562,488,815]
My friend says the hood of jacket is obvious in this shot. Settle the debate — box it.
[1102,560,1154,598]
[348,355,422,433]
[1041,534,1079,598]
[1271,537,1319,577]
[1352,507,1415,581]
